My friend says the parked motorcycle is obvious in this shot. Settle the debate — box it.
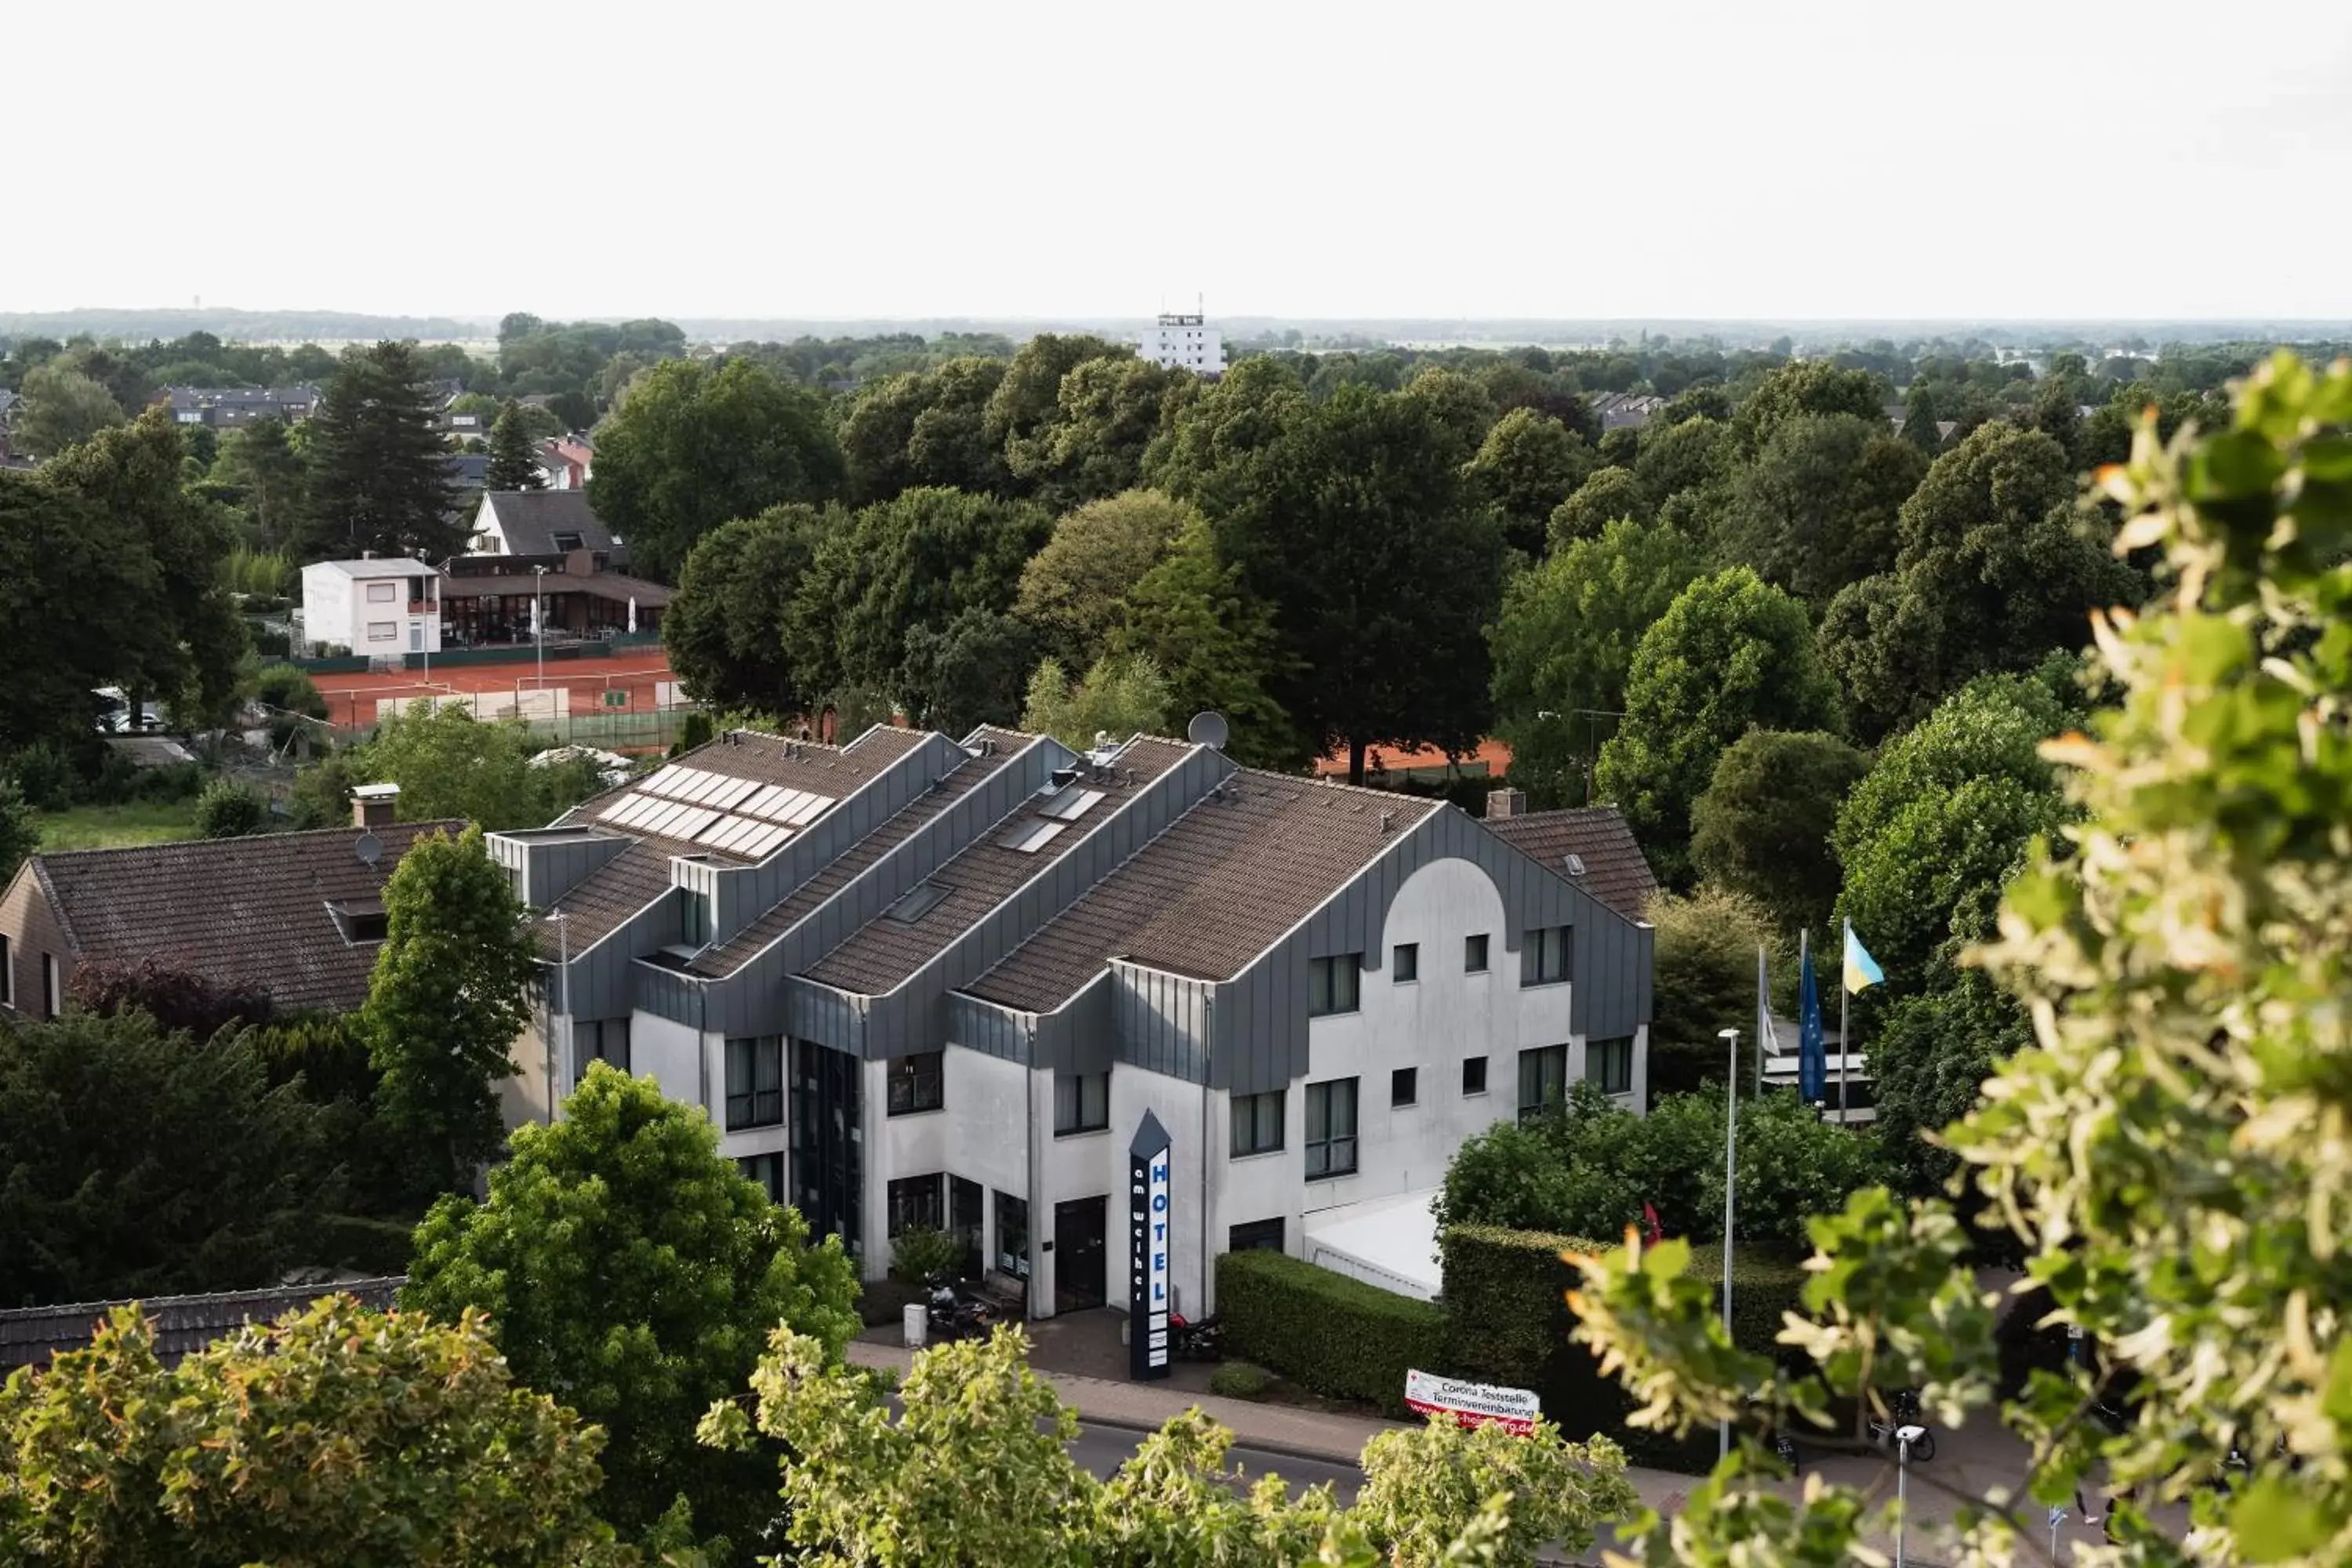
[1868,1388,1935,1461]
[926,1278,995,1342]
[1168,1312,1223,1361]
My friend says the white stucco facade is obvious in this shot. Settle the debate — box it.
[299,559,442,658]
[1140,313,1225,375]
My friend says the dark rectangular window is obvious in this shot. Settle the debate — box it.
[950,1175,984,1278]
[995,1189,1030,1278]
[886,1050,944,1116]
[572,1018,631,1087]
[1054,1070,1109,1135]
[1392,942,1418,983]
[887,1174,945,1237]
[1586,1035,1635,1095]
[1463,1055,1489,1095]
[1392,1066,1418,1107]
[736,1152,784,1203]
[1525,926,1572,985]
[1229,1218,1284,1254]
[1519,1044,1569,1120]
[42,953,59,1020]
[0,933,11,1007]
[1230,1089,1284,1156]
[724,1035,784,1129]
[1305,1078,1359,1178]
[681,889,710,947]
[1308,953,1360,1017]
[1465,933,1489,974]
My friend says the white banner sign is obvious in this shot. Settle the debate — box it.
[1404,1369,1541,1436]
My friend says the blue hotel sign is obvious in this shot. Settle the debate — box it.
[1128,1109,1172,1381]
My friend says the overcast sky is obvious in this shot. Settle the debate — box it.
[13,0,2352,323]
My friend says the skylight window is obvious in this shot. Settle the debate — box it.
[1000,819,1069,854]
[885,880,954,924]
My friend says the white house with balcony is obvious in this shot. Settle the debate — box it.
[299,558,444,659]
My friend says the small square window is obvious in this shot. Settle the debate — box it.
[1053,1070,1109,1135]
[1229,1218,1284,1253]
[1231,1089,1286,1156]
[1305,1078,1359,1179]
[887,1051,945,1116]
[1392,942,1418,983]
[1392,1066,1417,1107]
[1586,1036,1635,1095]
[1308,954,1361,1017]
[1465,933,1490,974]
[1463,1055,1489,1095]
[1526,926,1572,986]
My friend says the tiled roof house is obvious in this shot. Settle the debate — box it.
[491,722,1655,1323]
[0,1277,407,1372]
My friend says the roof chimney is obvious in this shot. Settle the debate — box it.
[1486,787,1527,821]
[351,782,400,829]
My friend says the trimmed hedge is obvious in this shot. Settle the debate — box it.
[1440,1224,1809,1471]
[1217,1250,1446,1417]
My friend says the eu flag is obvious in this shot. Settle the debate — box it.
[1798,945,1828,1102]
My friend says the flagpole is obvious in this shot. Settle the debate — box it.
[1839,919,1851,1126]
[1797,927,1809,1103]
[1755,942,1767,1096]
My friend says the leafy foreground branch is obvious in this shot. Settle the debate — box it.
[1566,353,2352,1566]
[698,1324,1637,1568]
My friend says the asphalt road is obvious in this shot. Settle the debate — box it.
[1066,1420,1365,1501]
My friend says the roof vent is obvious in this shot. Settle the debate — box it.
[1565,853,1588,877]
[1050,766,1080,790]
[1379,811,1395,834]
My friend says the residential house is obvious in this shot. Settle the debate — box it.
[0,1278,406,1373]
[300,557,443,658]
[438,550,668,645]
[470,489,622,562]
[1588,390,1668,431]
[0,789,461,1025]
[535,436,594,491]
[160,385,323,430]
[490,724,1653,1320]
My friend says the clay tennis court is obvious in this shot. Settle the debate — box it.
[307,651,683,738]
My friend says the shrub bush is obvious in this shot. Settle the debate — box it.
[1209,1360,1272,1399]
[1217,1250,1446,1416]
[194,779,270,838]
[890,1223,961,1284]
[1439,1224,1809,1471]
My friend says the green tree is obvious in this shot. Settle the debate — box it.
[485,397,545,492]
[1688,729,1867,935]
[193,778,268,838]
[351,703,568,829]
[359,825,536,1203]
[1487,518,1703,806]
[1013,488,1192,667]
[1113,514,1303,769]
[1729,359,1888,459]
[1867,965,2031,1191]
[1630,414,1735,517]
[211,416,308,552]
[699,1323,1626,1568]
[0,1296,621,1566]
[0,1010,337,1307]
[0,471,176,751]
[42,408,248,728]
[302,340,463,561]
[1818,420,2136,739]
[1593,568,1840,883]
[1005,354,1190,512]
[1715,412,1926,608]
[981,332,1131,466]
[1021,652,1173,750]
[1830,670,2072,997]
[662,504,826,718]
[0,780,38,889]
[1546,465,1651,548]
[13,361,125,459]
[1644,887,1792,1098]
[589,357,845,581]
[1559,354,2352,1568]
[1465,406,1594,556]
[838,358,1011,503]
[406,1064,860,1552]
[797,486,1051,700]
[1896,385,1943,454]
[895,606,1036,735]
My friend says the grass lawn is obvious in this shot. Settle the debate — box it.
[36,801,203,851]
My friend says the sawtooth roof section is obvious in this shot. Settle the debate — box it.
[688,731,1025,978]
[966,773,1445,1013]
[1480,807,1657,922]
[805,735,1196,998]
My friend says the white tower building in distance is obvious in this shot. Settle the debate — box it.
[1140,305,1225,376]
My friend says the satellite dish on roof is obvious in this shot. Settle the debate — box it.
[354,831,383,868]
[1185,710,1229,751]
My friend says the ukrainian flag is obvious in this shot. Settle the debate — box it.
[1843,924,1884,996]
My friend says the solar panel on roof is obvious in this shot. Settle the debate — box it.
[613,795,662,829]
[761,788,811,823]
[999,818,1067,854]
[598,795,638,823]
[736,822,791,858]
[666,805,720,840]
[673,769,725,804]
[716,817,766,854]
[704,775,761,810]
[641,765,691,799]
[740,784,793,821]
[785,793,831,826]
[1037,786,1105,822]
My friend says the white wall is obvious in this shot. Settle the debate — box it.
[298,564,441,655]
[299,564,351,654]
[632,1009,708,1116]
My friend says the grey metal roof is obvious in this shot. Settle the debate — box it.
[1479,807,1657,921]
[480,490,617,556]
[805,735,1196,997]
[0,1276,406,1370]
[966,774,1446,1012]
[688,732,1024,978]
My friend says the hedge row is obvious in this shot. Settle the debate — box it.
[1439,1224,1809,1471]
[1216,1250,1446,1417]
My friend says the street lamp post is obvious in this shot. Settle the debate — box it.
[532,564,548,699]
[545,909,568,1125]
[1718,1024,1741,1461]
